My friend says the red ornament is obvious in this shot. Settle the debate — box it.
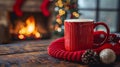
[56,15,61,18]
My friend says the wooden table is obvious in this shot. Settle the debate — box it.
[0,38,120,67]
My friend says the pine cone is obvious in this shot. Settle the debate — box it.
[81,49,100,64]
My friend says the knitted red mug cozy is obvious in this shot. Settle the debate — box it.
[64,19,110,51]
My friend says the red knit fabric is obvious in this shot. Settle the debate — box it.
[65,22,93,51]
[48,37,120,62]
[94,31,106,44]
[48,37,85,62]
[111,44,120,56]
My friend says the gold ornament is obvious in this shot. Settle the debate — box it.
[72,12,80,17]
[56,18,62,24]
[57,0,63,7]
[59,9,66,16]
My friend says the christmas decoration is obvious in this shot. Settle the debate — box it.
[99,49,116,64]
[13,0,51,17]
[48,27,120,64]
[40,0,51,17]
[81,49,100,64]
[110,33,120,43]
[48,36,120,62]
[13,0,24,17]
[48,32,120,64]
[111,44,120,56]
[94,31,106,45]
[53,0,80,36]
[93,31,120,47]
[94,43,113,53]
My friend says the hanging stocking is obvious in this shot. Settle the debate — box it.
[40,0,50,17]
[13,0,24,17]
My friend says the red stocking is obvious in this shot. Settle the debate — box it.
[13,0,24,17]
[40,0,50,17]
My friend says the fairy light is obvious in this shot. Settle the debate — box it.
[57,27,62,32]
[59,9,65,16]
[56,18,62,24]
[35,32,41,38]
[72,12,80,17]
[57,0,63,7]
[54,0,80,35]
[55,24,59,31]
[54,7,59,11]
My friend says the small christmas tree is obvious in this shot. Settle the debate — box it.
[53,0,80,36]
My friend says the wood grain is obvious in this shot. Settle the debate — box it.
[0,39,119,67]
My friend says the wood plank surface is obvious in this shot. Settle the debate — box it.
[0,39,119,67]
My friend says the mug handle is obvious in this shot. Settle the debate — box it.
[94,22,110,45]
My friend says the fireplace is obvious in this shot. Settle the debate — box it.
[9,12,51,40]
[0,0,54,43]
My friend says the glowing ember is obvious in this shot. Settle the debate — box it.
[18,34,25,39]
[18,16,41,39]
[35,32,41,38]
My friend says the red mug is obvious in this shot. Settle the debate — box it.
[64,19,110,51]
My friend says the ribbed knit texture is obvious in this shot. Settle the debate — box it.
[48,37,120,62]
[65,22,93,51]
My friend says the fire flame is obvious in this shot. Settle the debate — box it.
[18,16,41,39]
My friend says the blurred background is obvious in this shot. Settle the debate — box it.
[78,0,119,33]
[0,0,119,43]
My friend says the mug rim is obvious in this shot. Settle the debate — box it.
[64,19,94,22]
